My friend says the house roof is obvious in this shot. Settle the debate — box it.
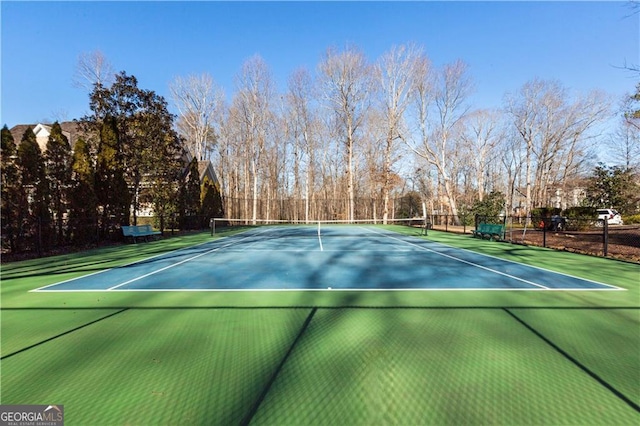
[8,124,32,144]
[9,121,86,150]
[9,122,220,185]
[197,160,219,184]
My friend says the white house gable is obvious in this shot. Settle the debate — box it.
[32,123,51,152]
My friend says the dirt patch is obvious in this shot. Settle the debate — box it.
[507,227,640,263]
[433,225,640,263]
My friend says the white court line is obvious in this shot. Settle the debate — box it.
[106,228,272,290]
[35,287,625,293]
[365,227,625,291]
[317,221,324,251]
[31,231,260,292]
[31,268,116,292]
[106,287,626,292]
[449,241,626,291]
[418,232,625,290]
[33,227,270,292]
[33,225,627,292]
[364,227,550,289]
[31,236,235,292]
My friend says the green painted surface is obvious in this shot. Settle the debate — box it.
[1,228,638,424]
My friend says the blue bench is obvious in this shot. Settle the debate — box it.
[471,223,505,241]
[121,224,161,243]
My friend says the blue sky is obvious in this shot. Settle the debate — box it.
[1,1,638,128]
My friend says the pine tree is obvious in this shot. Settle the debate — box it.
[1,125,28,252]
[68,137,98,244]
[179,157,202,229]
[200,176,224,227]
[17,127,51,251]
[45,122,72,242]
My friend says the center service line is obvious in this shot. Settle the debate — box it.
[317,221,324,251]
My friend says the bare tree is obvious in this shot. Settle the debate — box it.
[499,131,526,217]
[318,45,372,222]
[286,68,319,222]
[170,73,224,161]
[375,44,422,223]
[233,55,276,224]
[608,118,640,170]
[505,79,611,213]
[623,83,640,132]
[460,109,504,201]
[407,59,473,224]
[72,50,115,90]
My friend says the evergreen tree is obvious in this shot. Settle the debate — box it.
[472,191,506,222]
[45,122,72,242]
[84,71,182,226]
[1,125,28,252]
[95,117,130,236]
[179,157,202,229]
[200,176,224,227]
[17,127,51,251]
[142,132,183,232]
[585,163,639,214]
[68,137,98,244]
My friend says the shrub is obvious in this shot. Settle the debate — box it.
[472,191,505,224]
[563,206,597,219]
[531,207,561,218]
[623,214,640,224]
[562,207,597,231]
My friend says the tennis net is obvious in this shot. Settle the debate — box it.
[211,218,429,237]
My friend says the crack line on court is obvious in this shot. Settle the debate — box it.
[240,307,318,425]
[503,308,640,413]
[1,308,129,360]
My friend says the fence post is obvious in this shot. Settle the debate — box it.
[542,217,547,248]
[502,215,507,240]
[603,220,608,257]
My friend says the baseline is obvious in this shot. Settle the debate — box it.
[32,228,271,292]
[365,227,624,291]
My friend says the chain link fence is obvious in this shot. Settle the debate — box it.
[428,214,640,263]
[4,203,638,264]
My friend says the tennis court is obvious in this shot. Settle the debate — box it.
[33,223,622,292]
[1,225,639,425]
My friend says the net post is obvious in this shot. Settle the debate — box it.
[422,202,428,235]
[210,218,215,236]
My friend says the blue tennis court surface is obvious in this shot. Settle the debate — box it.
[33,225,623,292]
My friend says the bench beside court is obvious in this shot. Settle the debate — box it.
[472,223,505,241]
[121,224,161,243]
